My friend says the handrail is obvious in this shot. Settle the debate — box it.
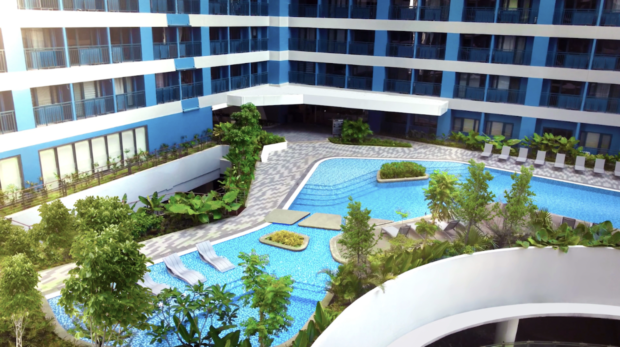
[384,79,412,94]
[553,8,598,25]
[210,40,229,55]
[24,47,67,70]
[108,0,140,12]
[387,43,414,58]
[211,78,230,94]
[350,4,376,19]
[348,41,374,56]
[230,0,249,15]
[347,76,373,91]
[62,0,105,11]
[546,51,591,69]
[153,42,179,60]
[389,5,417,20]
[540,92,583,110]
[462,6,496,22]
[68,45,111,66]
[181,82,203,99]
[317,73,346,88]
[33,102,74,126]
[112,43,142,63]
[289,71,316,85]
[497,7,538,24]
[320,4,349,18]
[209,0,227,14]
[289,3,318,17]
[156,85,181,104]
[458,46,491,62]
[418,5,449,21]
[0,110,18,134]
[413,82,442,96]
[250,2,268,16]
[251,72,268,87]
[486,88,526,104]
[492,49,531,65]
[230,39,250,54]
[454,85,486,101]
[584,96,620,114]
[75,95,115,119]
[18,0,60,10]
[179,41,202,58]
[415,45,445,59]
[591,53,620,71]
[231,75,250,90]
[318,40,347,54]
[250,38,268,52]
[151,0,175,13]
[177,0,200,14]
[116,91,146,112]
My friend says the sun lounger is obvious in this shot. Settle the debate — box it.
[561,217,576,229]
[594,159,606,175]
[615,162,620,178]
[409,220,462,240]
[163,253,206,285]
[575,156,586,172]
[381,225,410,238]
[554,153,566,169]
[516,148,528,164]
[534,151,546,166]
[196,241,235,273]
[480,143,493,158]
[498,146,511,160]
[138,272,170,296]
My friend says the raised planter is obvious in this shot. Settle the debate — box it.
[261,140,287,162]
[376,171,429,183]
[259,231,310,251]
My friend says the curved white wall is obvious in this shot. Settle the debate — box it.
[313,247,620,347]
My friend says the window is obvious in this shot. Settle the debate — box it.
[453,117,480,133]
[0,157,22,191]
[581,132,612,151]
[485,121,513,137]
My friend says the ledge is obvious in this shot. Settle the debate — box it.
[329,234,347,264]
[259,231,310,251]
[376,171,430,183]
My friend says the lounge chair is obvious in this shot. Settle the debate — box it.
[561,217,576,229]
[575,156,586,172]
[498,146,511,160]
[615,162,620,178]
[196,241,235,272]
[594,159,606,175]
[554,153,566,169]
[381,225,410,238]
[163,253,206,285]
[534,151,546,166]
[516,148,528,164]
[480,143,493,158]
[409,220,462,240]
[138,272,170,296]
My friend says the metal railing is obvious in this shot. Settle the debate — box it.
[318,40,347,54]
[24,48,67,70]
[453,85,485,101]
[463,7,496,22]
[351,4,376,19]
[209,0,227,14]
[0,111,18,134]
[418,6,449,21]
[179,41,201,57]
[497,7,537,23]
[69,45,111,66]
[112,43,142,63]
[415,45,445,59]
[389,5,417,20]
[413,82,442,96]
[347,76,372,91]
[591,54,620,71]
[17,0,60,10]
[491,49,531,65]
[251,72,268,86]
[320,4,349,18]
[0,50,6,73]
[210,40,229,55]
[584,96,620,114]
[151,0,176,13]
[75,96,115,119]
[211,78,229,94]
[156,85,181,104]
[539,92,583,110]
[384,79,411,94]
[458,47,491,62]
[486,88,526,104]
[177,0,200,13]
[601,10,620,26]
[181,82,203,99]
[251,38,268,52]
[546,51,590,69]
[387,43,414,58]
[34,102,74,126]
[230,39,250,53]
[317,73,346,88]
[231,75,250,90]
[289,71,316,85]
[289,38,317,52]
[289,3,318,17]
[153,43,178,60]
[230,0,249,15]
[62,0,105,11]
[553,8,598,25]
[116,91,146,112]
[251,2,268,16]
[348,41,374,55]
[482,341,620,347]
[108,0,139,12]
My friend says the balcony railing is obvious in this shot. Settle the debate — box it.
[497,7,537,23]
[210,40,229,55]
[384,79,411,94]
[69,45,111,66]
[289,3,318,17]
[230,39,250,54]
[413,82,442,96]
[179,41,201,58]
[601,11,620,26]
[387,43,414,58]
[454,85,486,101]
[156,86,181,104]
[317,73,346,88]
[112,44,142,63]
[416,45,445,60]
[34,102,73,127]
[181,83,203,99]
[62,0,105,11]
[389,5,417,20]
[320,5,349,18]
[251,72,268,87]
[289,38,317,52]
[230,0,249,15]
[211,78,229,94]
[584,96,620,114]
[151,0,176,13]
[153,43,178,60]
[116,91,146,112]
[75,96,115,120]
[351,4,376,19]
[546,51,590,69]
[289,71,316,85]
[540,92,583,110]
[347,76,373,91]
[486,88,526,104]
[18,0,60,10]
[553,9,598,25]
[0,111,17,134]
[231,75,250,90]
[458,47,491,62]
[251,38,268,52]
[419,6,449,21]
[591,54,620,71]
[177,0,200,14]
[463,7,496,22]
[491,49,530,65]
[251,2,268,16]
[0,50,6,73]
[349,41,374,56]
[318,40,347,54]
[209,0,227,14]
[108,0,140,12]
[24,48,67,70]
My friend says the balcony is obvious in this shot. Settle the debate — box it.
[387,43,414,58]
[320,4,349,18]
[179,41,201,58]
[151,0,175,13]
[231,75,250,90]
[62,0,105,11]
[416,45,445,59]
[289,3,318,17]
[250,38,268,52]
[317,73,346,88]
[210,40,229,55]
[290,38,317,52]
[486,88,526,104]
[553,9,598,25]
[289,71,316,85]
[318,40,347,54]
[347,76,373,91]
[497,7,537,23]
[181,83,203,99]
[384,79,411,94]
[413,82,441,96]
[156,86,181,104]
[209,0,227,14]
[458,47,490,62]
[0,50,6,73]
[591,54,620,71]
[177,0,200,14]
[230,39,250,54]
[491,49,530,65]
[351,4,376,19]
[546,52,590,69]
[108,0,140,12]
[230,0,249,15]
[69,45,111,66]
[463,7,496,22]
[454,85,485,101]
[389,5,417,20]
[153,43,178,60]
[251,72,268,87]
[116,91,146,112]
[34,102,73,127]
[0,111,17,134]
[584,97,620,114]
[348,41,374,56]
[601,11,620,26]
[112,44,142,63]
[211,78,230,94]
[18,0,60,10]
[75,96,115,120]
[24,48,67,70]
[251,2,268,15]
[419,6,449,21]
[539,92,582,110]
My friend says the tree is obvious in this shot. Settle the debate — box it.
[31,200,75,261]
[73,196,135,235]
[452,160,496,244]
[423,171,459,222]
[238,250,294,347]
[338,197,378,266]
[495,166,537,247]
[0,218,37,260]
[0,254,43,347]
[414,219,439,243]
[59,225,153,347]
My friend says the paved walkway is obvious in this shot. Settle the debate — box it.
[38,129,620,295]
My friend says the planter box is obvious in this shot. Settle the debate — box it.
[376,171,429,183]
[259,231,309,251]
[261,141,287,163]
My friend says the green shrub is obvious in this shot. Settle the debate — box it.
[267,230,305,247]
[131,211,163,239]
[259,132,285,147]
[379,162,426,179]
[341,119,373,143]
[0,218,37,260]
[73,196,134,235]
[328,137,412,148]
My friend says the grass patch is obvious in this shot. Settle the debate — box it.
[267,230,305,248]
[328,137,412,148]
[379,161,427,179]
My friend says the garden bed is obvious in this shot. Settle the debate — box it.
[259,230,310,251]
[376,171,429,183]
[377,161,428,182]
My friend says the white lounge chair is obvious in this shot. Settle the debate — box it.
[163,253,206,285]
[534,151,546,166]
[381,225,410,238]
[138,272,170,295]
[409,220,462,240]
[480,143,493,158]
[196,241,235,272]
[575,156,586,172]
[615,162,620,178]
[554,154,566,169]
[516,148,528,164]
[498,146,510,160]
[594,159,606,175]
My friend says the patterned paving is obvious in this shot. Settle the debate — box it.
[38,129,620,295]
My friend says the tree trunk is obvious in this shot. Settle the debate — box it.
[13,316,24,347]
[465,221,473,245]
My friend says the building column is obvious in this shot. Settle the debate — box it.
[494,319,519,345]
[519,117,537,139]
[448,0,464,21]
[479,113,486,134]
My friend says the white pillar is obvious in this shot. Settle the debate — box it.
[494,319,520,345]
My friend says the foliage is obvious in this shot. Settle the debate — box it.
[523,132,582,156]
[59,225,153,347]
[291,302,339,347]
[338,197,378,266]
[517,221,620,253]
[165,191,241,225]
[0,254,42,347]
[259,132,285,147]
[32,200,75,250]
[414,219,439,241]
[379,162,426,179]
[478,134,521,153]
[386,234,422,254]
[0,308,75,347]
[0,218,37,260]
[328,137,412,148]
[529,208,554,231]
[267,230,305,247]
[238,250,294,347]
[395,209,410,224]
[340,119,373,144]
[449,131,484,151]
[73,196,135,235]
[446,229,495,256]
[423,171,459,223]
[137,191,165,215]
[130,211,163,239]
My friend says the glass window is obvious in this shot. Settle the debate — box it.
[39,149,58,184]
[75,141,92,174]
[122,130,135,159]
[0,157,22,191]
[135,128,147,154]
[463,118,477,132]
[107,133,122,163]
[91,137,108,171]
[453,117,479,133]
[57,145,76,179]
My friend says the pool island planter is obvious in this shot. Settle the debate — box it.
[259,231,310,251]
[376,171,430,183]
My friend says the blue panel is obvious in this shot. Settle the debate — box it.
[167,14,190,26]
[436,109,452,138]
[140,27,155,61]
[201,27,210,56]
[3,27,27,72]
[144,74,158,107]
[268,27,289,51]
[448,0,465,21]
[203,68,212,95]
[371,66,385,92]
[536,0,555,24]
[368,111,383,132]
[267,60,289,84]
[376,0,390,20]
[440,71,456,98]
[12,89,36,131]
[182,98,200,112]
[374,31,388,57]
[269,0,288,16]
[530,37,549,67]
[175,57,195,70]
[139,0,151,13]
[200,0,209,14]
[479,113,486,133]
[444,34,460,61]
[524,78,543,106]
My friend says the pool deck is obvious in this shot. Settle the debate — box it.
[38,127,620,296]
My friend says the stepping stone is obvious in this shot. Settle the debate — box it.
[299,213,342,230]
[264,209,310,225]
